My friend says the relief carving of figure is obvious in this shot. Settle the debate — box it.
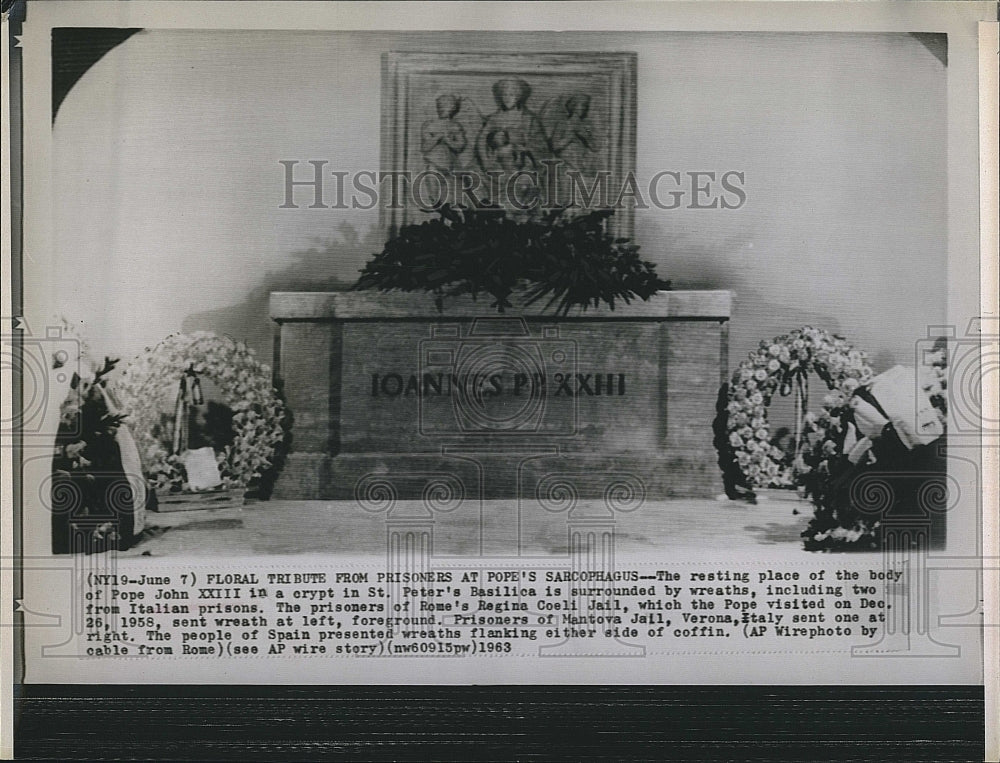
[420,94,469,173]
[545,92,603,174]
[474,78,550,173]
[419,80,604,210]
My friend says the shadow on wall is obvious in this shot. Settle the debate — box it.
[182,222,385,360]
[183,214,863,387]
[184,212,895,413]
[633,216,851,374]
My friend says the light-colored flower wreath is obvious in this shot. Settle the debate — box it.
[725,327,874,488]
[115,332,285,493]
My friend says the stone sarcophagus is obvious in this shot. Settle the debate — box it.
[269,290,731,502]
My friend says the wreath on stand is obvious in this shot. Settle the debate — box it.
[715,327,875,500]
[116,332,286,497]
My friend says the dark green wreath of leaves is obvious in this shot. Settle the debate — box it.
[353,205,670,315]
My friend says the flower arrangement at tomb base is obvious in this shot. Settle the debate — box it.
[51,356,150,553]
[115,332,288,513]
[797,344,948,552]
[714,327,949,551]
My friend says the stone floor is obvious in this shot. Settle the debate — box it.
[121,490,814,558]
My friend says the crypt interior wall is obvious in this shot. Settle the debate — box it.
[50,30,946,380]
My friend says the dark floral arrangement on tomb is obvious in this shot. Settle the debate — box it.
[353,205,671,315]
[51,358,138,554]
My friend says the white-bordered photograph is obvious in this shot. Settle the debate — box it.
[4,1,996,715]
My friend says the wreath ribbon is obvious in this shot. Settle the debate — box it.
[116,332,285,493]
[171,365,203,455]
[779,368,809,460]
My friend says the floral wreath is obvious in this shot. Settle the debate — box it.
[115,332,286,493]
[724,327,874,489]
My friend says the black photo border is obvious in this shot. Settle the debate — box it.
[14,684,987,760]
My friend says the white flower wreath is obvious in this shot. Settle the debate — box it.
[725,326,874,488]
[115,332,286,493]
